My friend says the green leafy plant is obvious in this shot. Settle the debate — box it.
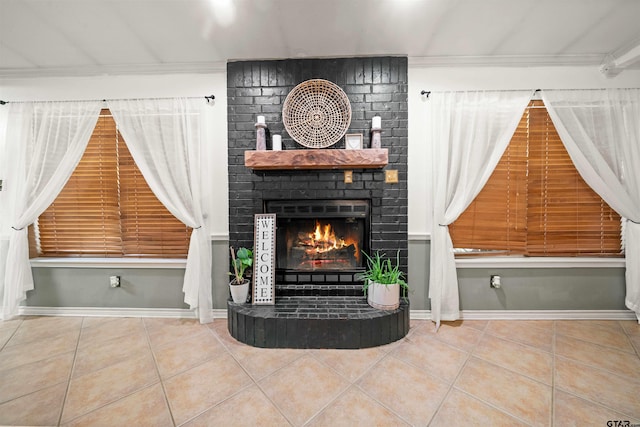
[229,247,253,284]
[358,250,408,295]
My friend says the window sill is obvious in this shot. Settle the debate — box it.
[30,258,187,269]
[455,257,625,269]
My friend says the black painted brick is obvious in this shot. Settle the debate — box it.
[228,57,408,282]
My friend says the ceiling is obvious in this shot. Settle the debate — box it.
[1,0,640,79]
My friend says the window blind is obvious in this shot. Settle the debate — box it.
[450,101,622,257]
[35,110,191,258]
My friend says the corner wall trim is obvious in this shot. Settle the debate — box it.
[410,309,637,321]
[14,307,636,321]
[17,306,228,319]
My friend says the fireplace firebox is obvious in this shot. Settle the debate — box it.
[265,199,370,283]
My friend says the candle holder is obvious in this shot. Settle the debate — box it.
[371,126,382,149]
[255,121,267,151]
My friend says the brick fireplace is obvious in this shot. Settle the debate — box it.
[226,57,409,348]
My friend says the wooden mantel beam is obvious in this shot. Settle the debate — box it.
[244,148,388,171]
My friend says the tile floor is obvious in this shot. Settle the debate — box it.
[0,316,639,426]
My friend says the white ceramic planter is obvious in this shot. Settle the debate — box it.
[367,281,400,310]
[229,279,250,303]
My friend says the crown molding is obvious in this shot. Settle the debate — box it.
[0,61,227,79]
[409,54,604,68]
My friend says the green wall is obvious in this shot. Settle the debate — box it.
[25,238,627,313]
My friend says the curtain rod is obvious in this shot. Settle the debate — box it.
[420,89,539,98]
[0,95,215,105]
[420,88,639,96]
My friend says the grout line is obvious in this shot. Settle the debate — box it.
[142,318,178,427]
[205,321,299,426]
[0,320,23,352]
[428,322,485,425]
[56,318,84,426]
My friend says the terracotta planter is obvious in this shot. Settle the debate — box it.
[367,281,400,310]
[229,279,250,304]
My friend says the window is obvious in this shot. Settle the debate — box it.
[450,101,622,257]
[32,110,192,258]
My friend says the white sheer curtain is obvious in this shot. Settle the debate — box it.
[428,90,533,328]
[542,89,640,322]
[108,98,212,323]
[1,101,102,320]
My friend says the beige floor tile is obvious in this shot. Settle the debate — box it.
[486,320,554,352]
[78,317,145,349]
[81,316,124,329]
[63,383,173,427]
[404,319,429,335]
[6,316,82,347]
[431,389,529,427]
[0,351,74,404]
[620,320,640,336]
[357,355,449,426]
[554,390,640,427]
[144,317,202,330]
[425,321,483,352]
[153,329,226,379]
[0,382,66,427]
[555,356,640,419]
[233,346,306,381]
[455,357,551,426]
[308,386,409,427]
[473,333,553,385]
[259,354,349,426]
[460,320,489,331]
[146,319,211,349]
[555,334,640,381]
[0,328,79,371]
[164,352,253,425]
[391,334,468,383]
[0,317,23,331]
[556,320,635,353]
[311,346,387,382]
[183,385,291,427]
[61,352,159,423]
[0,329,13,348]
[73,329,151,378]
[630,335,640,355]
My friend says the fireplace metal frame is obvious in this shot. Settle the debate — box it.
[264,199,371,284]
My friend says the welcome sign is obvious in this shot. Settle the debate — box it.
[252,213,276,304]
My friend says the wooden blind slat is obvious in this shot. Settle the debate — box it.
[451,100,622,257]
[35,110,191,258]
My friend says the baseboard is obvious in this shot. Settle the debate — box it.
[410,309,637,321]
[14,306,636,321]
[17,306,228,319]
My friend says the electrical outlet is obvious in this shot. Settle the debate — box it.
[490,275,501,289]
[109,275,121,288]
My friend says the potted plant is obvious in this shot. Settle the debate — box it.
[359,250,408,310]
[229,246,253,304]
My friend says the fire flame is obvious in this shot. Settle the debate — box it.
[303,221,359,261]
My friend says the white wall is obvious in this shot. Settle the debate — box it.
[0,72,229,239]
[407,63,640,237]
[3,63,640,242]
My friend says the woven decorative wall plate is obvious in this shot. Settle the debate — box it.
[283,79,352,148]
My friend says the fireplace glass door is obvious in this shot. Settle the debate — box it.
[278,217,364,270]
[265,200,370,273]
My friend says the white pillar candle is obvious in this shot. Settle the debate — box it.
[372,116,382,128]
[257,115,266,124]
[272,135,282,150]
